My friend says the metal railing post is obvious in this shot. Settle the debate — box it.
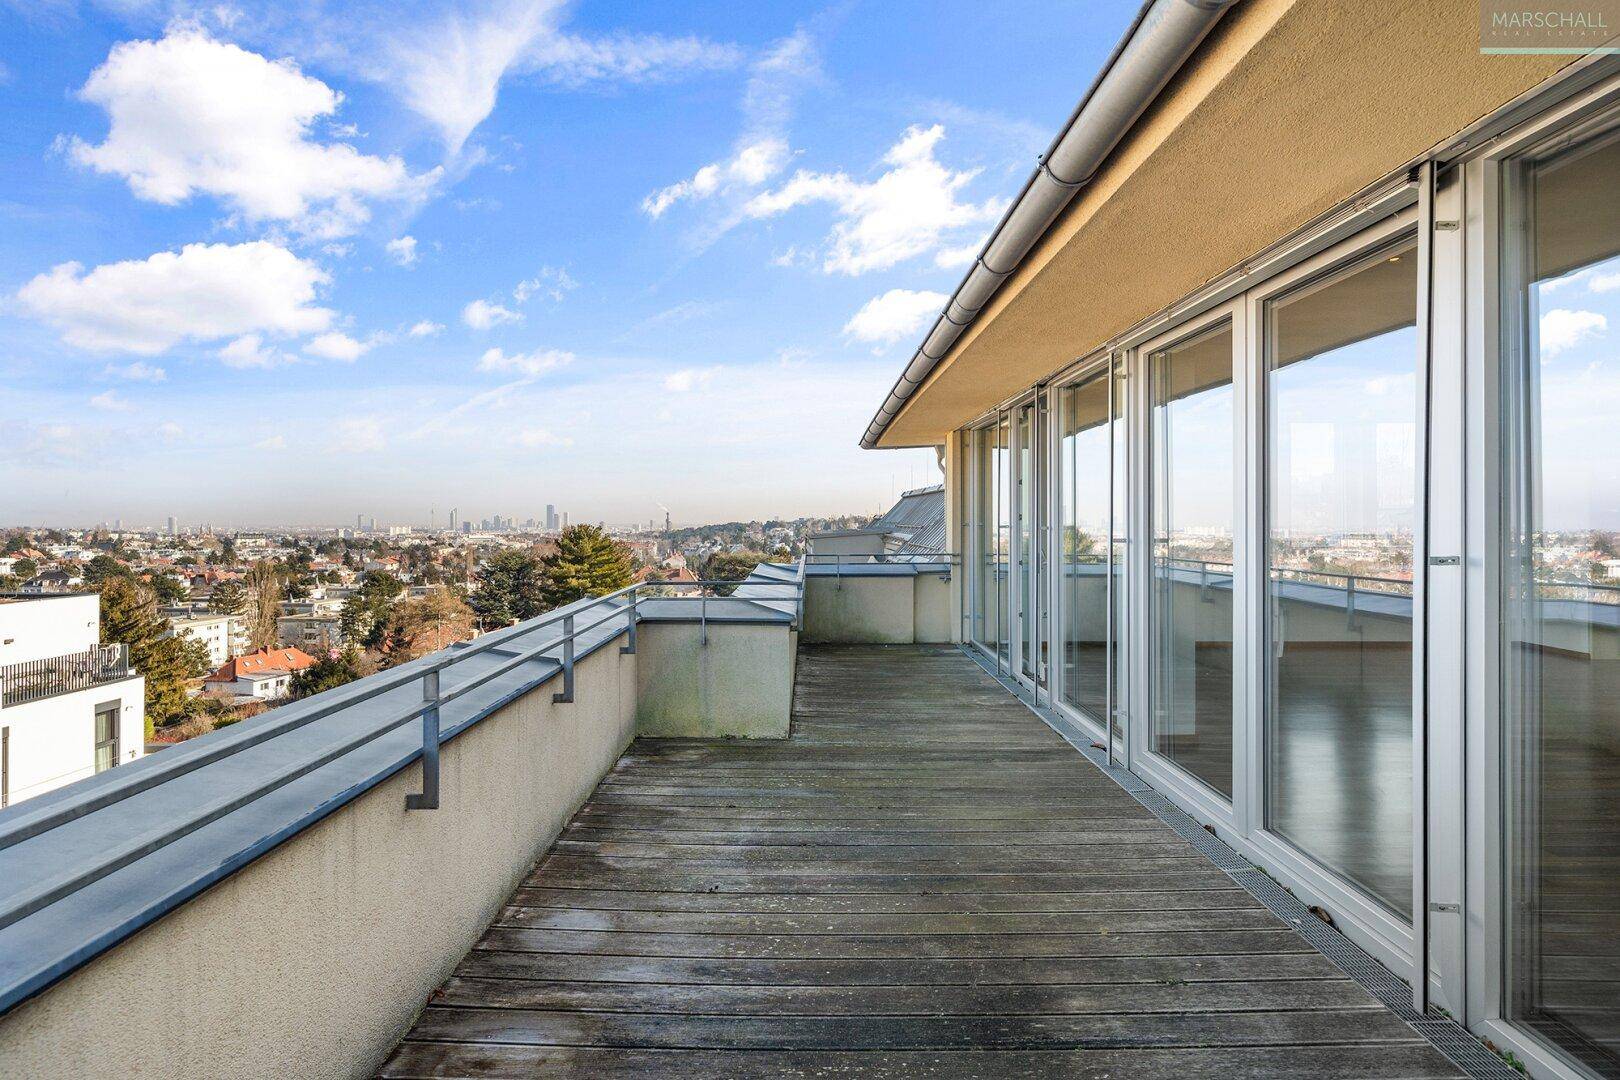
[618,586,638,654]
[405,670,440,810]
[553,614,575,703]
[700,592,708,646]
[1345,574,1358,630]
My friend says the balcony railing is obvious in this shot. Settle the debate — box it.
[0,645,130,709]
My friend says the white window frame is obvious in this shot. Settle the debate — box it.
[1126,297,1250,837]
[1456,74,1620,1080]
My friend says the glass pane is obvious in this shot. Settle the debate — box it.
[973,424,999,650]
[1017,405,1037,680]
[1265,240,1417,920]
[996,413,1012,668]
[1150,322,1235,798]
[1504,126,1620,1074]
[1059,372,1112,720]
[1110,361,1129,741]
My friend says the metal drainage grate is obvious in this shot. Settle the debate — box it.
[1229,869,1420,1019]
[1128,790,1254,872]
[1411,1020,1528,1079]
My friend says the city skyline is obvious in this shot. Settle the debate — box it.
[0,1,1128,525]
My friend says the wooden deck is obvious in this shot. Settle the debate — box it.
[379,644,1463,1079]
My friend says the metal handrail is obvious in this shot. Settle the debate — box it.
[0,645,131,709]
[0,561,808,933]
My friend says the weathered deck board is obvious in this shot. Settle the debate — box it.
[378,644,1460,1079]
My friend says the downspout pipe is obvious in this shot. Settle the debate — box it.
[859,0,1237,450]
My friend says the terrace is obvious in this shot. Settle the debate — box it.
[0,555,1507,1079]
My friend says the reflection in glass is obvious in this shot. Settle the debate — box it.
[993,413,1012,667]
[1060,373,1111,720]
[972,424,1001,652]
[1017,404,1037,680]
[1504,126,1620,1075]
[1264,240,1417,919]
[1150,322,1235,797]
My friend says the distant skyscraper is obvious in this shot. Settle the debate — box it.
[356,513,363,530]
[167,515,177,536]
[369,516,377,531]
[545,504,557,530]
[562,512,569,529]
[448,508,458,533]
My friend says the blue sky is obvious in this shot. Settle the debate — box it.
[1,0,1136,529]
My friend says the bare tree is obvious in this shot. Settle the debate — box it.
[245,561,282,651]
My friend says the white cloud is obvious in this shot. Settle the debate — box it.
[218,334,296,369]
[383,1,741,154]
[640,31,817,220]
[462,298,522,329]
[255,434,287,450]
[933,241,981,269]
[17,240,333,355]
[643,137,788,217]
[103,360,166,382]
[663,366,719,392]
[90,389,132,411]
[515,427,573,447]
[1591,271,1620,293]
[336,416,386,453]
[157,421,184,440]
[68,28,433,240]
[385,236,419,267]
[1540,308,1608,357]
[304,331,372,361]
[844,288,947,348]
[408,320,445,337]
[745,124,1003,275]
[478,346,573,376]
[512,265,577,303]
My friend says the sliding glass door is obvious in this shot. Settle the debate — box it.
[1057,364,1126,741]
[1148,319,1237,799]
[1263,238,1418,920]
[1501,120,1620,1076]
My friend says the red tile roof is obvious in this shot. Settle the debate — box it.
[204,647,316,684]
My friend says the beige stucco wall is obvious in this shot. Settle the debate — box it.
[913,572,953,644]
[802,575,915,644]
[879,0,1571,446]
[0,640,638,1080]
[633,621,793,739]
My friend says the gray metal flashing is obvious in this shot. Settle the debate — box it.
[0,606,639,1017]
[860,0,1237,449]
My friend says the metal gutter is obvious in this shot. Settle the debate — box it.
[859,0,1238,449]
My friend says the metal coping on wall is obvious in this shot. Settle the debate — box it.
[959,643,1523,1080]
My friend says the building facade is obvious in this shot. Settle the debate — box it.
[0,594,145,807]
[863,6,1620,1077]
[165,614,240,669]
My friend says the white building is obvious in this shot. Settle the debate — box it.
[165,614,240,669]
[0,594,145,807]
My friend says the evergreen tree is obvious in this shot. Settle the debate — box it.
[539,525,634,608]
[83,553,131,585]
[209,580,247,616]
[291,647,368,699]
[99,577,196,736]
[339,570,404,648]
[470,548,547,626]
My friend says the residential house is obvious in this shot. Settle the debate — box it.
[203,647,316,701]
